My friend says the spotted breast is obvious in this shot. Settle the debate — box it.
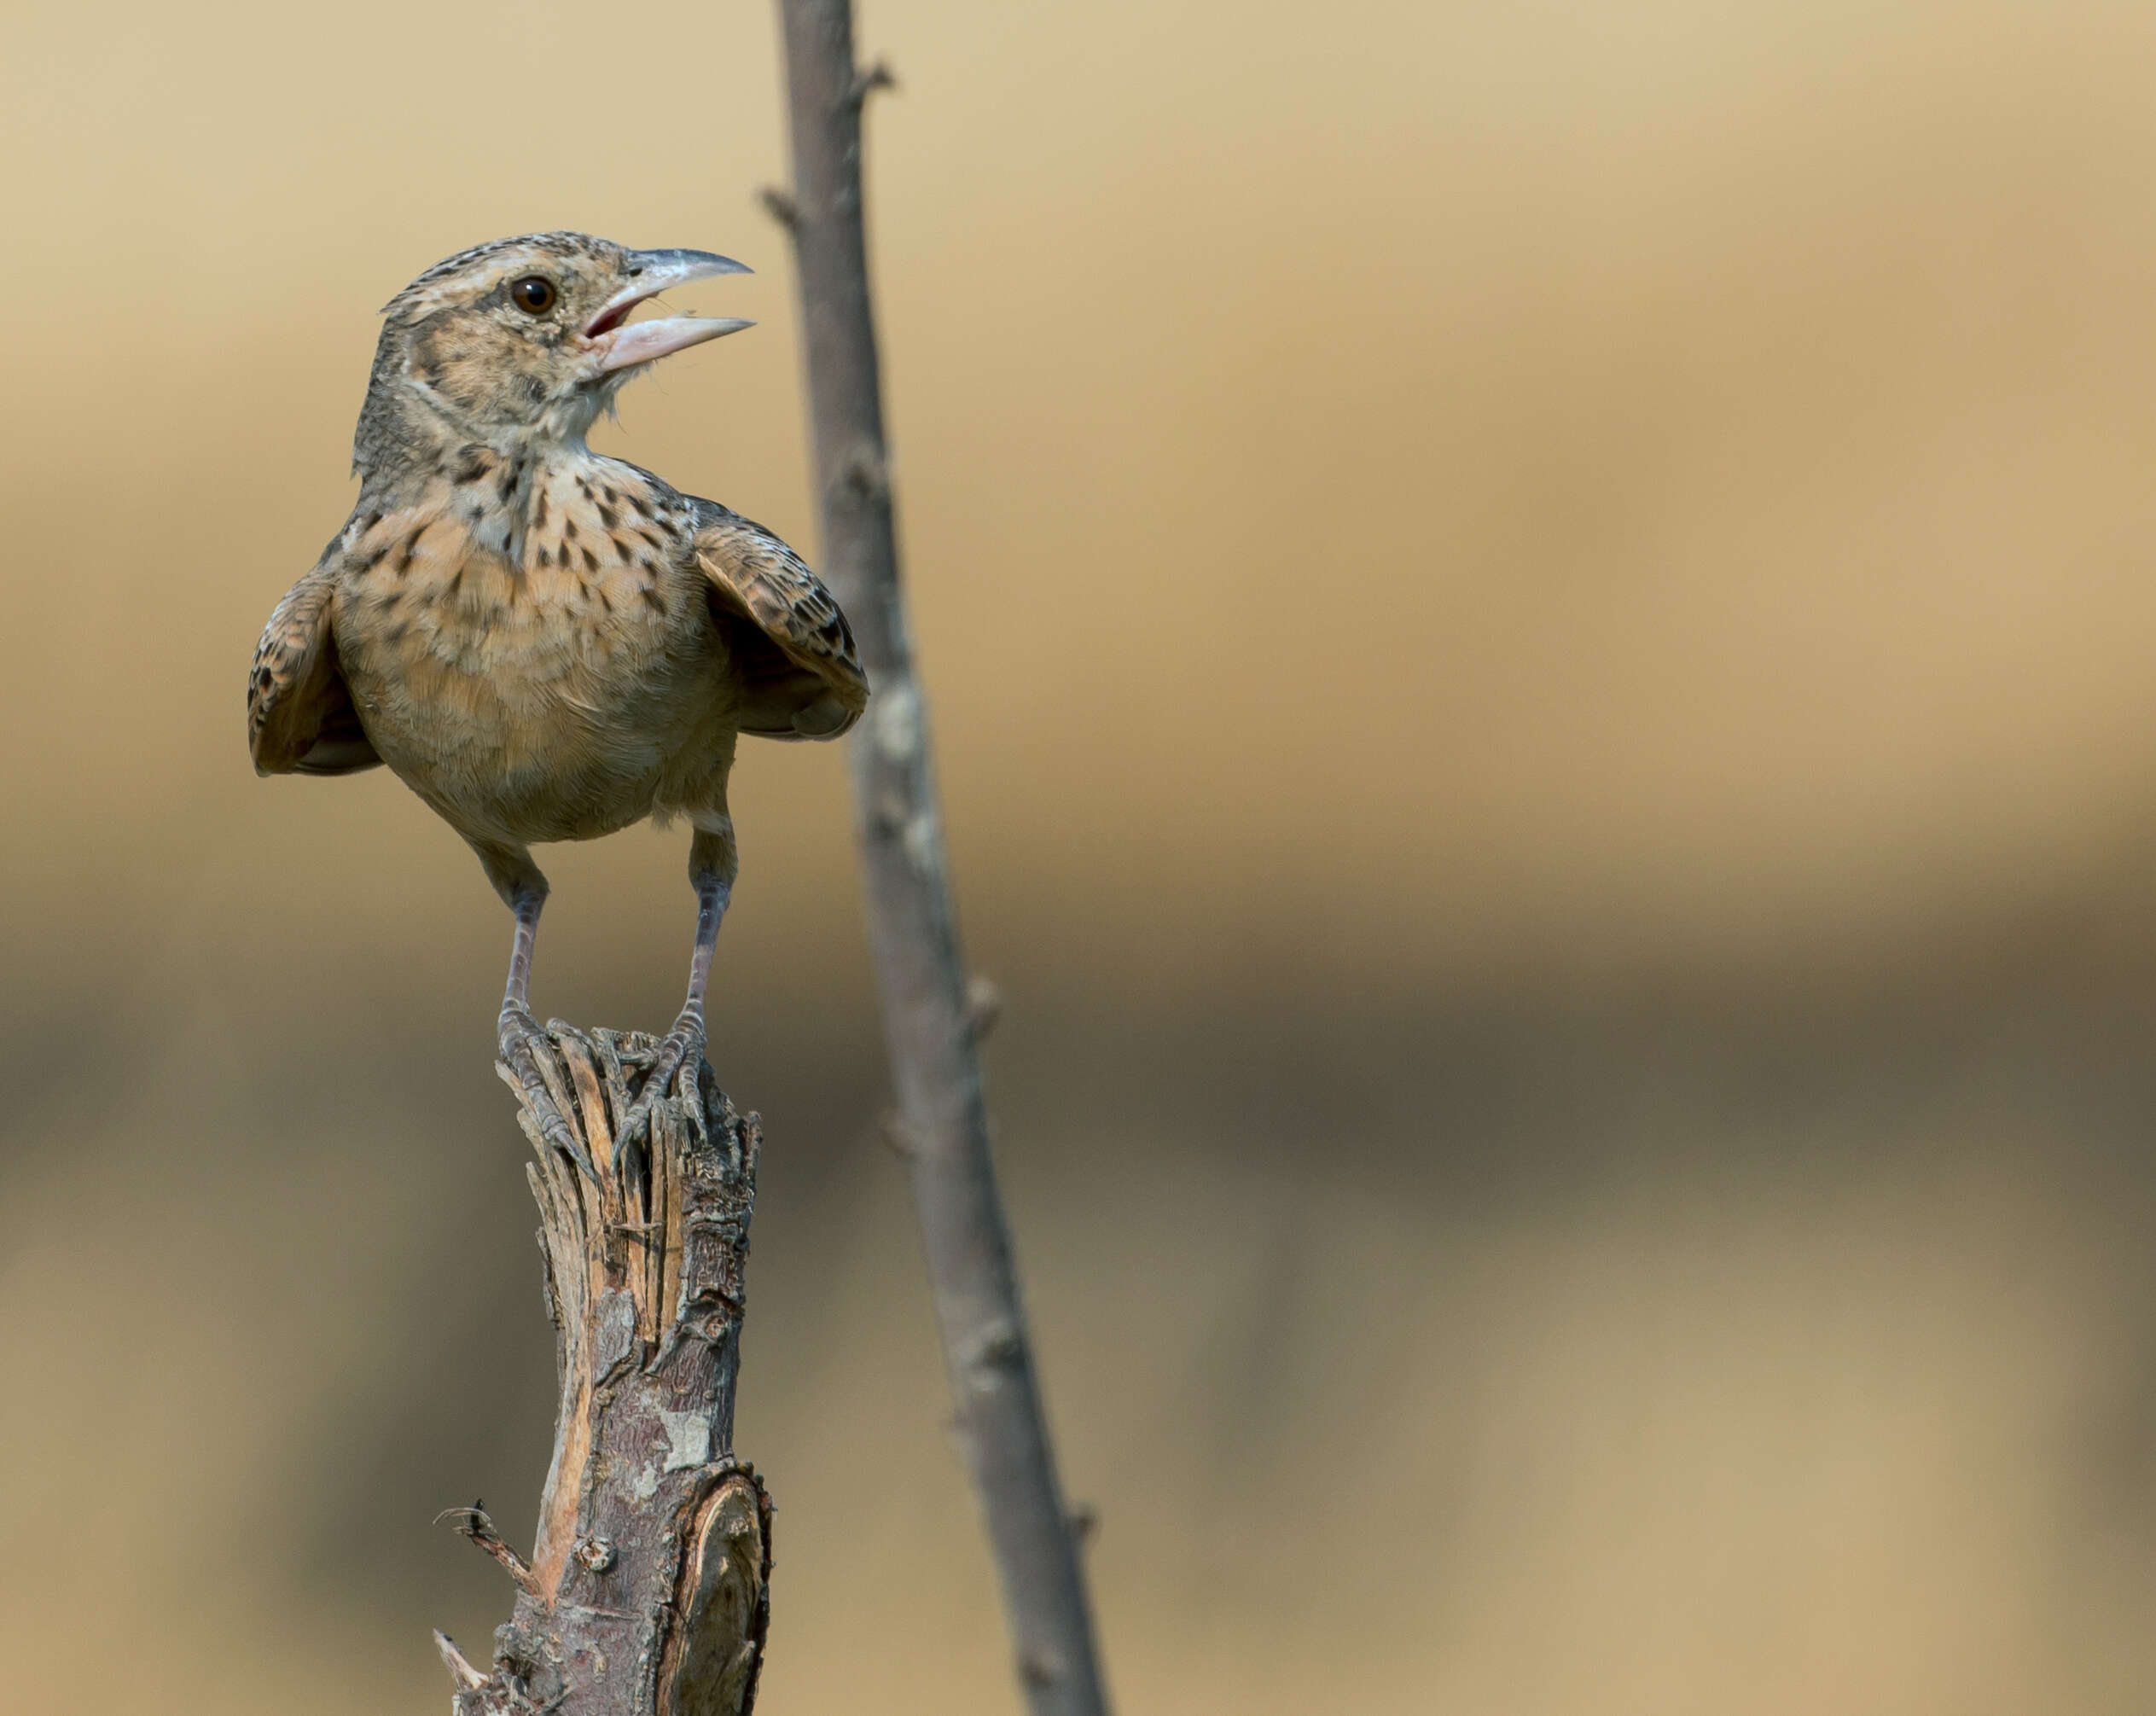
[329,451,740,846]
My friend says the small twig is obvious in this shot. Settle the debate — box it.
[847,59,897,107]
[756,186,799,230]
[434,1630,489,1691]
[435,1501,539,1594]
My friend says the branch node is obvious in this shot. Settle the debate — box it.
[848,59,898,106]
[965,974,1003,1040]
[962,1317,1027,1385]
[757,185,799,230]
[572,1535,618,1573]
[840,442,891,501]
[1069,1502,1099,1547]
[1019,1647,1064,1688]
[880,1108,928,1160]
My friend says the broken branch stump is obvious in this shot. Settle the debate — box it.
[433,1024,771,1716]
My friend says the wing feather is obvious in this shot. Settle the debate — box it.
[691,501,869,741]
[247,568,381,777]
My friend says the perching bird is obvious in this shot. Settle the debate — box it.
[248,233,866,1155]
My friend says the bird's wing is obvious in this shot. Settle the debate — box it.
[691,500,869,741]
[247,567,382,776]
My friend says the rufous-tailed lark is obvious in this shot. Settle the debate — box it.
[248,233,866,1157]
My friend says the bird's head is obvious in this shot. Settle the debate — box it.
[355,232,752,474]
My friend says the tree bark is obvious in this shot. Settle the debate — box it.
[768,9,1113,1713]
[433,1027,771,1716]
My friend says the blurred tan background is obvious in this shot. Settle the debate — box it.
[5,0,2156,1708]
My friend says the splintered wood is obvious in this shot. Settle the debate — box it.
[435,1025,770,1716]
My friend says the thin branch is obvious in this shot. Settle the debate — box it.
[768,7,1113,1713]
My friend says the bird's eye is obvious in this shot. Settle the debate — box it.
[509,276,557,314]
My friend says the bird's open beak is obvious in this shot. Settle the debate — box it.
[585,248,754,374]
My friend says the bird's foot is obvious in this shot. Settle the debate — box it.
[498,1002,594,1176]
[615,1009,707,1159]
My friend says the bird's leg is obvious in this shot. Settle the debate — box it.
[476,844,588,1172]
[503,885,542,1013]
[619,822,736,1151]
[642,873,728,1095]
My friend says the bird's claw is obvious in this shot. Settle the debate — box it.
[499,1003,595,1177]
[613,1012,707,1158]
